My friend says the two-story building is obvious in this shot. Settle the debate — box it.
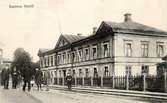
[38,13,167,84]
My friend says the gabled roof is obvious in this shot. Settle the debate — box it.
[55,34,87,48]
[102,21,167,35]
[63,34,86,43]
[38,48,52,54]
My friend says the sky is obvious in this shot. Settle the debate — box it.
[0,0,167,62]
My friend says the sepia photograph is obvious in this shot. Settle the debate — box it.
[0,0,167,103]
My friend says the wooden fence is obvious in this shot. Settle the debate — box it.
[53,74,167,93]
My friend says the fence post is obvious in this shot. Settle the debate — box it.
[75,76,77,86]
[143,74,146,92]
[112,75,115,89]
[82,76,84,86]
[91,76,93,86]
[101,76,103,87]
[62,77,65,86]
[126,75,129,90]
[164,72,167,92]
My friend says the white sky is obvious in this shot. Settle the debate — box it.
[0,0,167,62]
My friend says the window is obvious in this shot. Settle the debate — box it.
[67,53,70,63]
[85,48,89,60]
[68,69,71,74]
[51,56,53,66]
[72,70,76,77]
[54,54,57,65]
[51,71,53,78]
[103,43,109,57]
[85,68,89,77]
[71,52,75,62]
[141,65,149,75]
[125,66,132,76]
[79,69,82,77]
[157,43,164,57]
[54,71,57,77]
[78,50,82,61]
[45,57,47,67]
[93,68,98,77]
[104,66,109,77]
[57,55,60,64]
[62,53,66,64]
[59,70,62,77]
[141,42,149,57]
[125,43,132,57]
[92,46,97,59]
[47,56,49,66]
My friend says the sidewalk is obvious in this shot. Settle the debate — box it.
[48,85,167,100]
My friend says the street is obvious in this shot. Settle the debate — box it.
[0,86,42,103]
[0,86,167,103]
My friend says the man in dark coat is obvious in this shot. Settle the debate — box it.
[66,73,72,90]
[2,67,10,89]
[35,68,43,91]
[22,66,33,92]
[1,68,5,86]
[11,67,19,89]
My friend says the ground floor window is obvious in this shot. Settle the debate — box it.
[125,66,132,76]
[85,68,89,77]
[72,70,76,77]
[104,66,109,77]
[141,65,149,75]
[79,69,82,77]
[93,68,98,77]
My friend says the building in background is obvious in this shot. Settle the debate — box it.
[38,13,167,84]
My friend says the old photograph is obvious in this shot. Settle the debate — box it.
[0,0,167,103]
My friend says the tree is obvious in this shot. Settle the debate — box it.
[11,48,33,76]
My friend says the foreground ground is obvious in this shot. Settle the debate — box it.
[0,86,167,103]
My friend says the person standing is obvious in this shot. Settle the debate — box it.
[66,73,72,90]
[35,68,43,91]
[11,67,19,89]
[22,66,33,92]
[2,67,10,89]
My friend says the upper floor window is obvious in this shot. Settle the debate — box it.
[54,54,57,65]
[104,66,109,77]
[57,55,60,65]
[85,48,89,60]
[67,53,70,63]
[78,49,82,62]
[62,53,66,64]
[141,65,149,75]
[124,41,132,57]
[103,43,109,58]
[157,42,164,57]
[125,66,132,76]
[71,52,76,62]
[51,56,53,66]
[141,41,149,57]
[47,56,50,66]
[92,46,97,59]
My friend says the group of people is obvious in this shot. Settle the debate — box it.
[0,66,43,92]
[1,66,74,91]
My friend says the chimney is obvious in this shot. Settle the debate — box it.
[93,27,97,34]
[124,13,132,22]
[77,33,82,36]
